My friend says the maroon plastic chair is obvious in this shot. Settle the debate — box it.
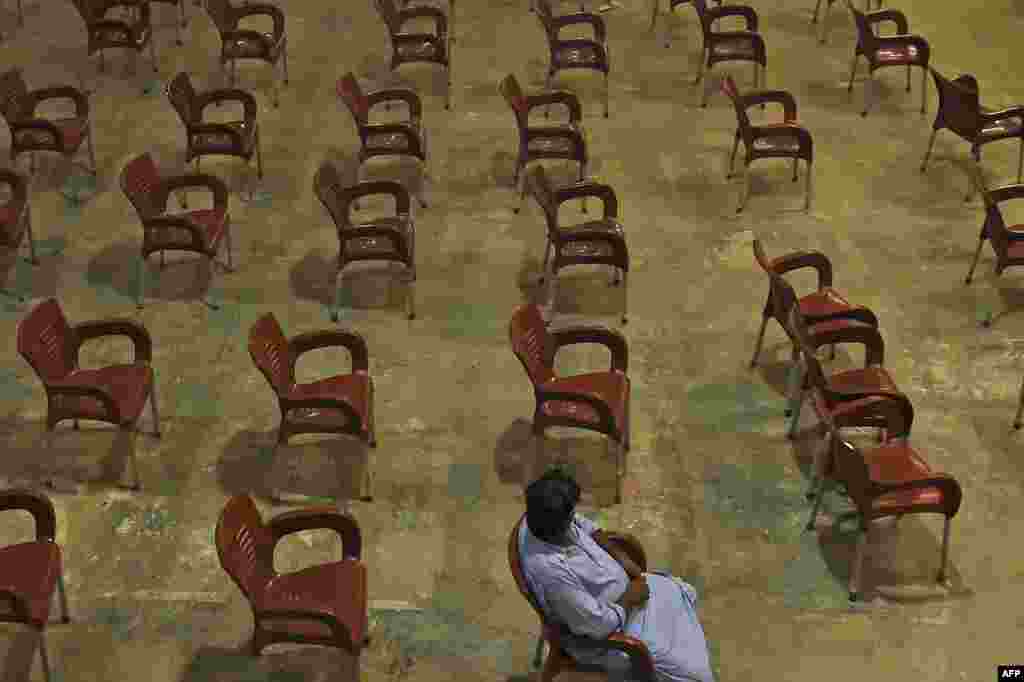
[811,0,881,45]
[804,386,961,603]
[374,0,452,110]
[0,489,70,682]
[215,495,370,658]
[16,298,161,490]
[0,168,36,302]
[692,0,766,108]
[0,68,97,179]
[650,0,722,49]
[721,75,814,213]
[966,182,1024,331]
[248,312,376,501]
[120,153,234,309]
[509,513,655,681]
[509,304,630,503]
[846,2,930,117]
[204,0,289,107]
[534,0,610,118]
[920,69,1024,203]
[69,0,158,93]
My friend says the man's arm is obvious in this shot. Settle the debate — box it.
[592,529,643,579]
[544,564,629,639]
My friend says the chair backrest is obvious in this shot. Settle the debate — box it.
[499,75,528,128]
[204,0,235,33]
[337,73,369,125]
[248,312,294,394]
[930,68,982,139]
[215,495,275,602]
[0,168,27,210]
[691,0,713,34]
[166,72,197,126]
[68,0,97,23]
[120,154,163,219]
[751,238,773,275]
[313,161,349,229]
[534,0,556,37]
[0,68,32,123]
[509,304,556,386]
[847,3,877,53]
[721,76,753,142]
[373,0,401,34]
[16,298,76,383]
[787,299,830,392]
[525,166,559,232]
[808,388,874,507]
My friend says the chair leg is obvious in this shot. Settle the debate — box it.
[805,473,826,522]
[136,255,147,308]
[331,264,343,322]
[544,72,553,119]
[792,157,798,182]
[847,54,858,93]
[736,162,750,212]
[173,2,183,44]
[650,0,659,32]
[126,427,142,490]
[85,127,98,176]
[848,524,869,601]
[787,385,804,439]
[512,161,525,214]
[811,0,822,23]
[905,64,911,92]
[56,571,70,623]
[603,71,609,119]
[406,264,416,320]
[937,516,951,583]
[16,0,23,26]
[578,160,587,213]
[919,129,937,172]
[726,133,740,178]
[1015,375,1024,429]
[149,36,158,74]
[533,635,546,670]
[611,437,624,505]
[1018,137,1023,184]
[539,238,552,284]
[804,161,813,211]
[24,207,39,265]
[282,37,289,86]
[620,268,627,324]
[700,64,713,107]
[966,150,981,203]
[749,315,768,368]
[920,65,927,114]
[861,73,874,117]
[965,237,985,284]
[179,0,187,26]
[694,48,705,86]
[37,631,52,682]
[149,382,162,437]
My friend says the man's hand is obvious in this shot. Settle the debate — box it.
[617,576,650,611]
[593,530,643,579]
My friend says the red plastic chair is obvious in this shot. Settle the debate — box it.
[0,488,70,682]
[16,298,161,490]
[215,495,369,657]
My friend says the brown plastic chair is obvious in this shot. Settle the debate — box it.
[804,383,961,603]
[509,304,630,503]
[920,69,1024,203]
[500,74,589,215]
[248,312,376,501]
[525,165,628,324]
[750,239,879,373]
[810,0,880,45]
[0,489,70,682]
[120,152,234,309]
[374,0,452,110]
[0,68,97,180]
[16,298,161,490]
[692,0,766,108]
[313,162,416,322]
[0,168,36,302]
[508,513,656,681]
[204,0,288,107]
[721,75,813,213]
[215,494,370,657]
[166,71,263,204]
[650,0,722,49]
[966,182,1024,327]
[846,2,930,117]
[69,0,158,92]
[534,0,610,118]
[337,72,429,210]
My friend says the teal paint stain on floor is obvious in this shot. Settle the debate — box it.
[142,507,177,532]
[0,370,33,402]
[175,381,220,418]
[704,461,808,544]
[396,508,419,530]
[241,191,273,208]
[5,258,34,298]
[441,303,503,341]
[94,605,138,640]
[60,172,97,204]
[447,462,482,511]
[777,531,851,610]
[142,79,161,96]
[370,605,517,667]
[206,299,243,337]
[580,508,609,528]
[685,381,781,432]
[34,237,66,258]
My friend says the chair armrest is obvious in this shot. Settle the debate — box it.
[827,393,914,436]
[72,319,153,364]
[873,35,930,61]
[554,181,617,219]
[535,388,616,428]
[604,633,656,681]
[160,173,230,212]
[266,507,363,559]
[601,531,647,571]
[865,8,908,35]
[195,88,257,121]
[804,320,885,366]
[0,489,56,541]
[46,382,119,422]
[362,122,426,157]
[289,329,369,372]
[189,122,247,150]
[234,2,285,38]
[398,5,447,36]
[980,105,1024,126]
[870,472,962,517]
[548,324,628,372]
[343,180,412,216]
[552,12,606,43]
[708,4,758,32]
[365,88,422,121]
[741,90,797,121]
[768,250,833,288]
[524,126,587,157]
[526,90,582,122]
[27,86,90,119]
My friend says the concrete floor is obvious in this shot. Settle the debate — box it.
[2,0,1024,679]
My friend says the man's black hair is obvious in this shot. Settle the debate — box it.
[525,467,581,542]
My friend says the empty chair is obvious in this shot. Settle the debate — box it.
[16,298,161,490]
[920,69,1024,203]
[721,75,814,213]
[0,168,36,302]
[525,165,628,324]
[534,0,611,118]
[215,494,370,659]
[0,488,71,682]
[509,304,631,503]
[69,0,158,93]
[204,0,289,107]
[248,312,376,501]
[120,153,235,309]
[373,0,452,110]
[965,181,1024,328]
[313,162,417,322]
[846,2,930,117]
[692,0,767,108]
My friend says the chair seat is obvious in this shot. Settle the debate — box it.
[260,558,367,648]
[873,44,923,65]
[751,128,801,152]
[155,208,228,252]
[92,24,150,46]
[864,442,945,512]
[558,220,626,259]
[553,44,603,68]
[286,373,371,432]
[225,32,283,60]
[365,123,422,152]
[826,365,898,393]
[0,541,61,626]
[396,39,444,59]
[540,371,628,435]
[978,115,1023,142]
[342,217,412,261]
[710,36,758,58]
[527,132,579,155]
[53,364,153,425]
[191,120,257,154]
[798,287,858,319]
[14,117,88,152]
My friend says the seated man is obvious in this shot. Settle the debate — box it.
[519,468,715,682]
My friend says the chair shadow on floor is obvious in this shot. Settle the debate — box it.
[0,624,42,682]
[181,644,359,682]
